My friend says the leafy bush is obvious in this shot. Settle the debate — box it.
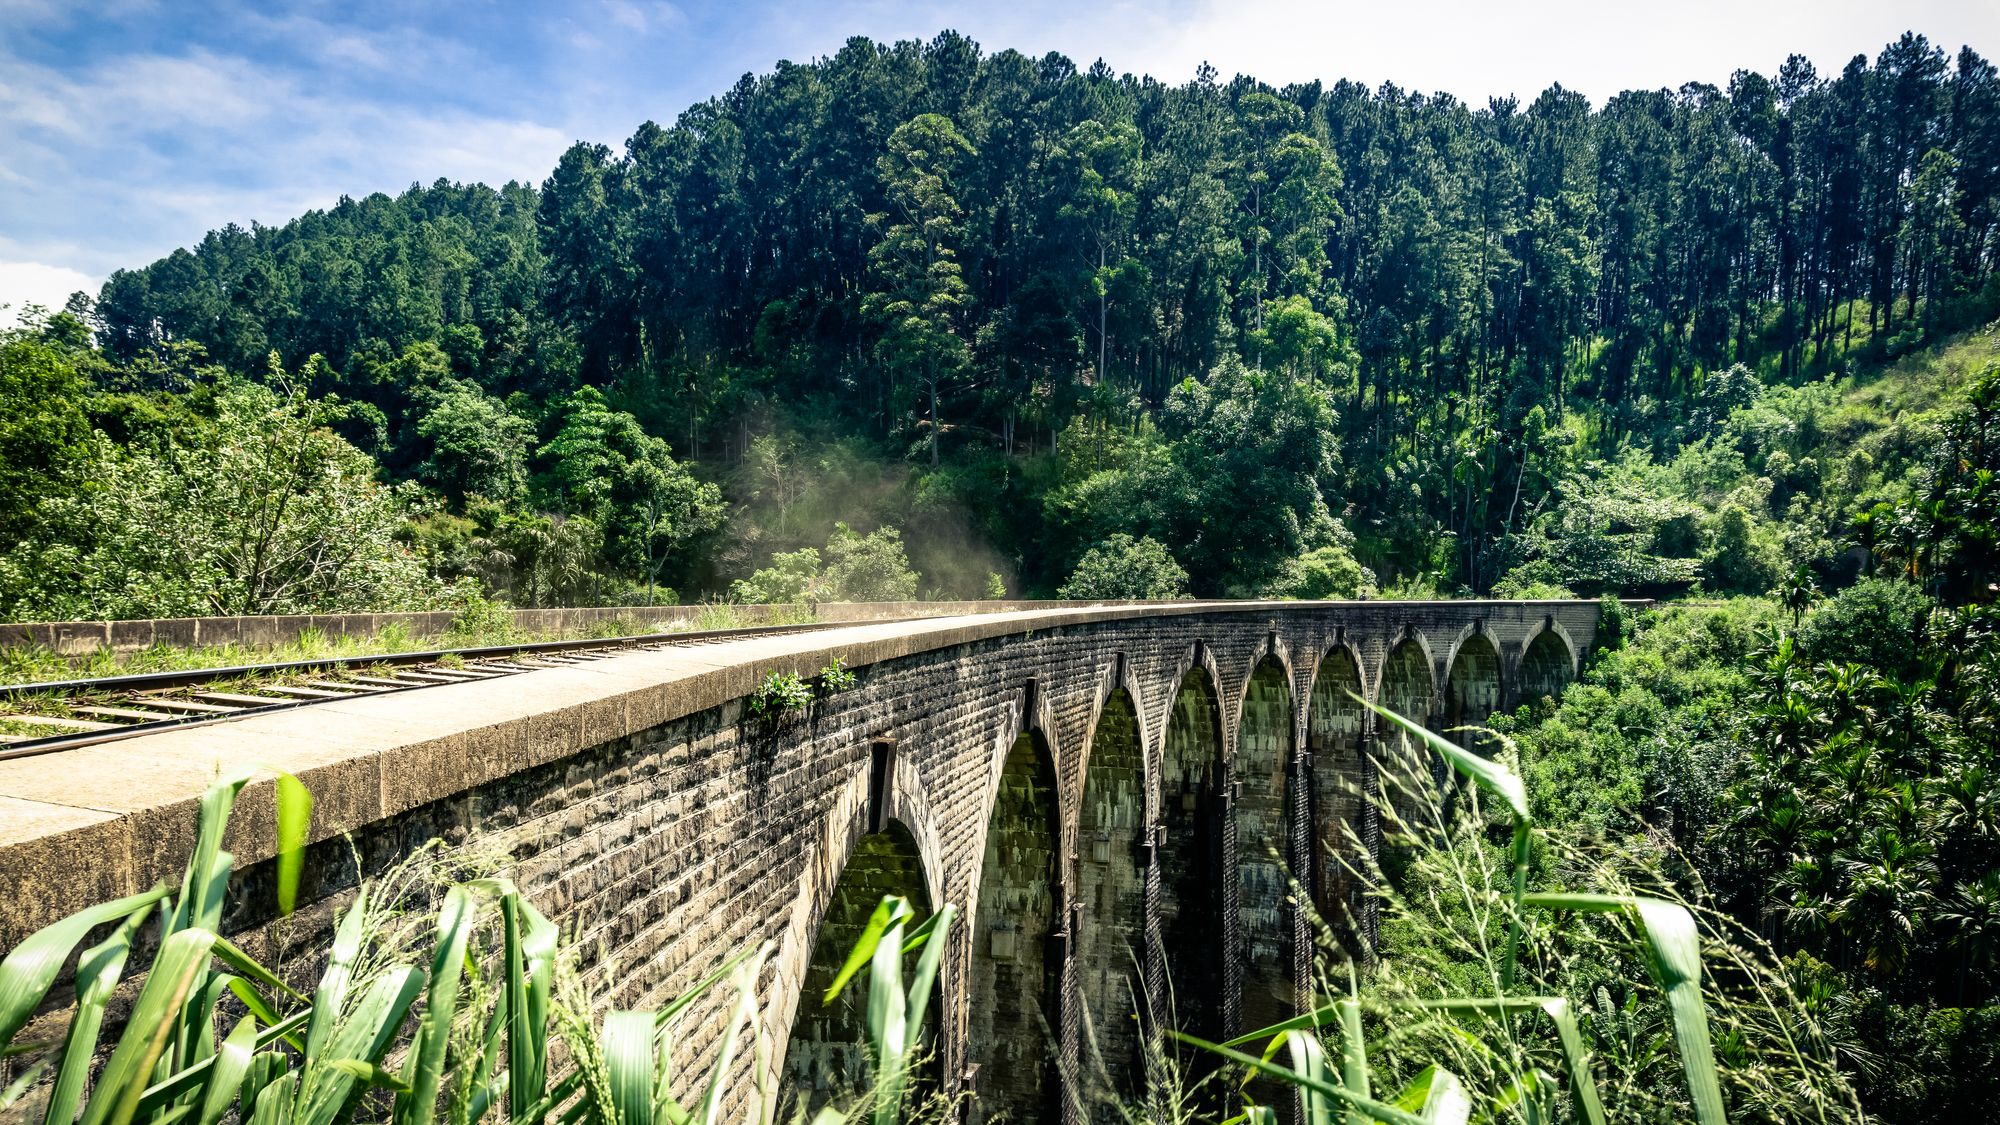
[0,372,452,620]
[0,312,94,542]
[747,669,816,716]
[1703,504,1783,594]
[1057,534,1189,600]
[1796,577,1933,678]
[730,525,924,605]
[823,524,920,602]
[1180,702,1860,1124]
[817,656,857,695]
[729,547,825,605]
[1261,543,1375,600]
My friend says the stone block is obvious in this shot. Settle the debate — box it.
[152,618,199,648]
[51,621,110,656]
[108,619,157,652]
[237,617,281,649]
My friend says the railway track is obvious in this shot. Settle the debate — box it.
[0,620,857,761]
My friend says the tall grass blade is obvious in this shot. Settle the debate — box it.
[274,771,313,917]
[1384,1066,1469,1124]
[135,1010,310,1117]
[503,893,558,1119]
[825,896,913,1005]
[1165,1030,1427,1125]
[77,928,215,1125]
[1405,1066,1469,1125]
[657,946,762,1027]
[395,886,479,1125]
[1357,697,1526,821]
[900,904,953,1039]
[296,966,423,1125]
[326,1059,412,1093]
[192,1018,257,1125]
[305,887,369,1061]
[1281,1030,1334,1125]
[211,939,306,1005]
[239,1052,289,1118]
[42,910,145,1125]
[172,774,251,936]
[177,972,233,1087]
[601,1011,655,1125]
[1538,999,1606,1125]
[245,1071,295,1125]
[0,888,166,1047]
[864,903,909,1125]
[1632,898,1726,1125]
[1521,894,1725,1125]
[1337,998,1369,1125]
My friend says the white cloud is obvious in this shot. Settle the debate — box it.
[0,38,574,281]
[603,0,684,34]
[0,260,97,325]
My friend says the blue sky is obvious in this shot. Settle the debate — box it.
[4,0,1997,320]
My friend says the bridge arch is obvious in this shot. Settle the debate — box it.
[1305,642,1368,944]
[968,725,1064,1124]
[1375,633,1438,815]
[1075,677,1150,1110]
[1443,629,1503,748]
[780,808,939,1115]
[1234,651,1299,1034]
[1156,654,1229,1076]
[1516,620,1580,706]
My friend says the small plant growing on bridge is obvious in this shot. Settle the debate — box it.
[817,655,857,695]
[748,668,816,716]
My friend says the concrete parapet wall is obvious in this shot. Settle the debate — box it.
[0,600,1144,657]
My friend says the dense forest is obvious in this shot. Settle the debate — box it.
[5,27,1987,608]
[2,25,1999,1122]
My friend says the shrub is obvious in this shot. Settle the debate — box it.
[747,669,815,716]
[1177,702,1862,1124]
[1057,534,1189,600]
[824,524,920,602]
[729,547,824,605]
[1797,576,1933,678]
[1261,544,1375,600]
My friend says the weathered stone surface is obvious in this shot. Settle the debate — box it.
[0,600,1153,656]
[0,599,1608,1118]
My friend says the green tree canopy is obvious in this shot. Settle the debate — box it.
[1057,534,1190,600]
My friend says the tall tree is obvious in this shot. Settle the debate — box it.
[864,113,978,465]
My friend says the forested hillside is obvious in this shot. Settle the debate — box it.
[7,27,1998,610]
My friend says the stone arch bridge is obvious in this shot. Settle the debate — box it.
[0,600,1603,1120]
